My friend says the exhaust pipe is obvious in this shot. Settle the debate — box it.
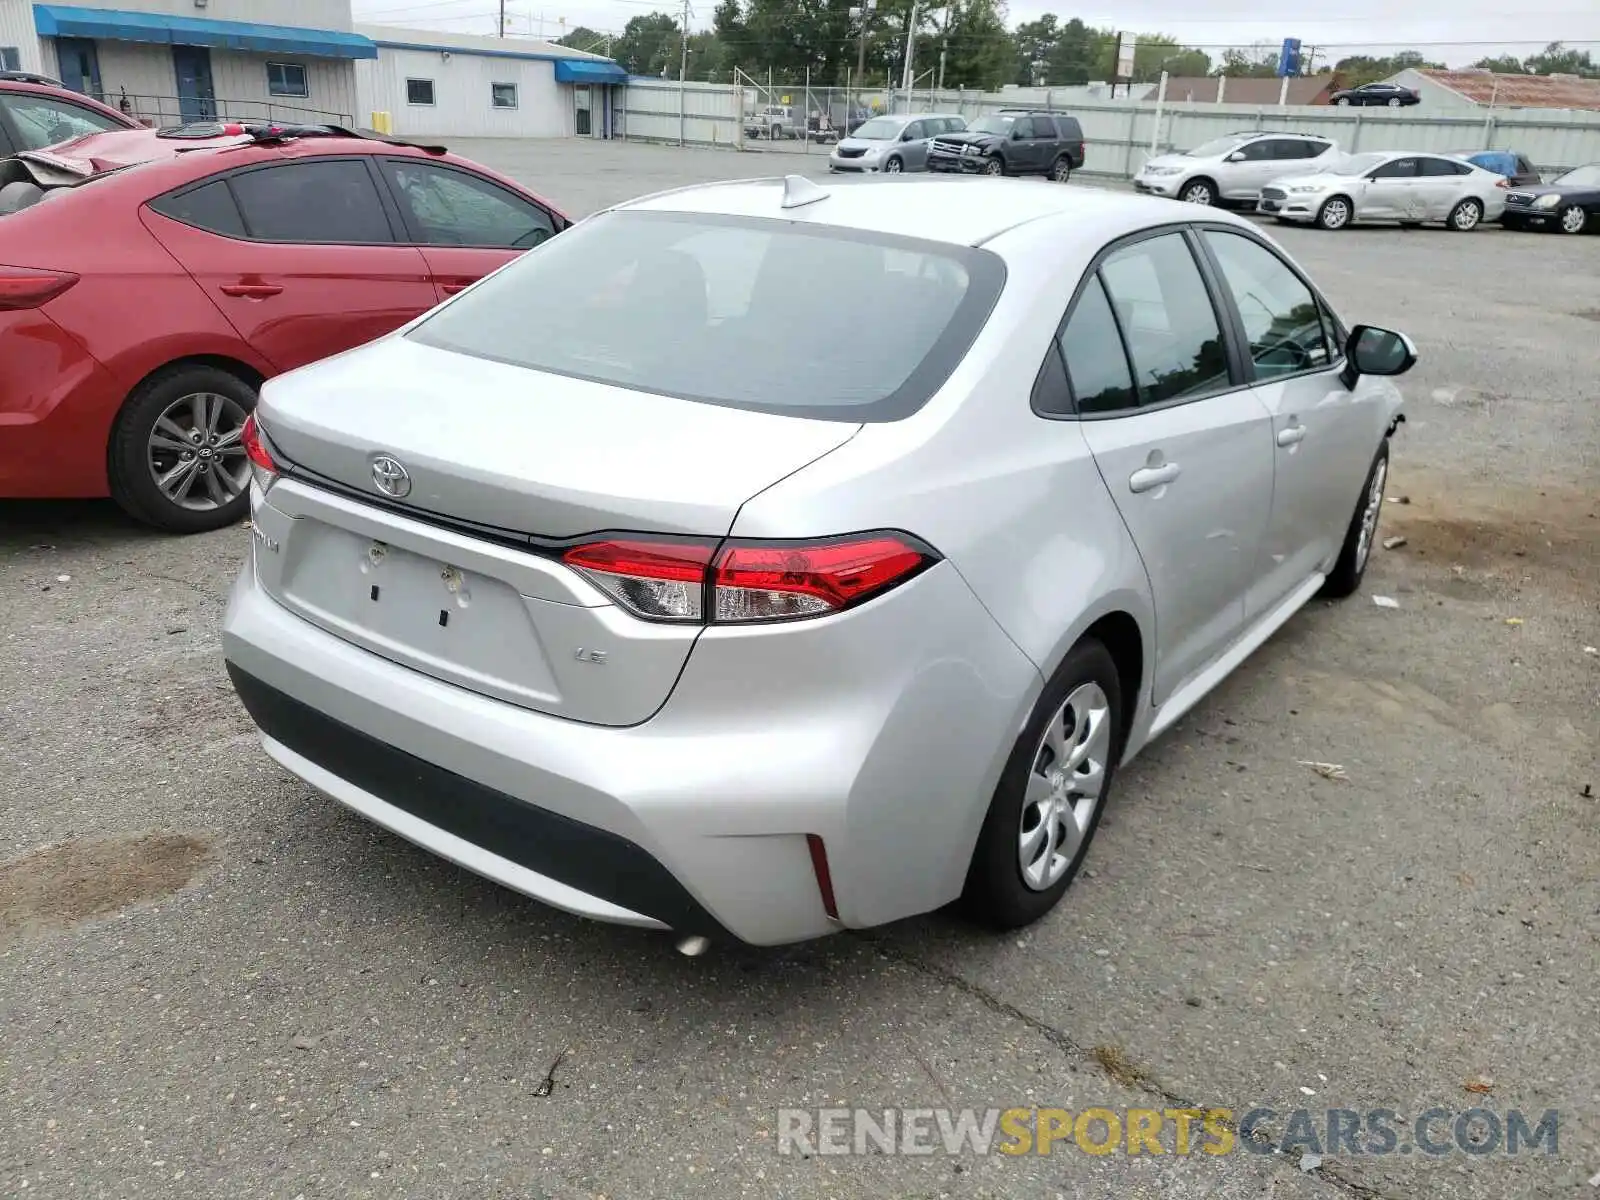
[675,935,711,957]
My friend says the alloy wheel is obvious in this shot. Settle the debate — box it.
[983,159,1003,176]
[147,391,250,512]
[1181,181,1213,205]
[1560,206,1587,234]
[1387,97,1401,106]
[1051,159,1071,182]
[1451,199,1482,230]
[884,157,902,173]
[1354,455,1387,573]
[1320,197,1351,229]
[1018,682,1111,891]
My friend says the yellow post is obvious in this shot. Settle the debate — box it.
[370,110,393,134]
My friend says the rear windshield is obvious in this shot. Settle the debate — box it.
[407,208,1006,422]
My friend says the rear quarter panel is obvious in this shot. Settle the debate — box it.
[727,211,1161,888]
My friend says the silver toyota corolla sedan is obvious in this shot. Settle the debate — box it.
[224,175,1417,948]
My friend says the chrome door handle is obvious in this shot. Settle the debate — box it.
[1128,462,1181,493]
[1277,423,1307,447]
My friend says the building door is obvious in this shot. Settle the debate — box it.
[56,38,102,99]
[172,45,216,122]
[574,84,592,136]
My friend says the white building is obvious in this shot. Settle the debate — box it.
[355,24,624,140]
[0,0,374,126]
[0,0,625,135]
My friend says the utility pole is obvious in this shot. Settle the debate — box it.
[679,0,690,80]
[900,0,918,110]
[497,0,505,37]
[855,0,871,117]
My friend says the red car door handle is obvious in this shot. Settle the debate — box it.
[441,280,478,295]
[219,283,283,298]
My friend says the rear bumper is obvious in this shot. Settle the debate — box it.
[222,542,1039,945]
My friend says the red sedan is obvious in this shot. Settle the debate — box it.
[0,70,141,154]
[0,123,567,530]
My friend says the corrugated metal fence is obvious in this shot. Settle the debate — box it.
[621,76,1600,176]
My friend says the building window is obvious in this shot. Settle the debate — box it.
[406,77,435,106]
[265,62,309,98]
[491,82,518,109]
[1,47,21,71]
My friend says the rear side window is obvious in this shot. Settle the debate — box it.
[1420,157,1470,176]
[382,159,555,249]
[149,178,246,237]
[1057,117,1082,140]
[229,160,393,243]
[1031,115,1057,137]
[1058,275,1136,414]
[407,209,1005,422]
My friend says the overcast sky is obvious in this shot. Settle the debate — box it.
[351,0,1600,68]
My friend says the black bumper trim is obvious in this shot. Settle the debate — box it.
[227,664,729,938]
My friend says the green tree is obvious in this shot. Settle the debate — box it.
[1050,18,1111,84]
[1011,13,1057,85]
[1470,55,1527,74]
[1523,41,1598,76]
[938,0,1014,90]
[611,12,682,78]
[1332,50,1442,86]
[554,25,610,56]
[1130,35,1210,81]
[1215,45,1279,78]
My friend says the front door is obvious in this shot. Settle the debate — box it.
[1062,230,1275,705]
[56,38,102,99]
[574,84,592,136]
[1360,157,1423,221]
[1198,227,1368,619]
[172,45,216,123]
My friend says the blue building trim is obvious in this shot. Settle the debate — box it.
[372,38,620,74]
[33,4,379,59]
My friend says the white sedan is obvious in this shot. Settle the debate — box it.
[1258,150,1508,231]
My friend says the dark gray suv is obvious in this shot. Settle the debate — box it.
[927,110,1086,181]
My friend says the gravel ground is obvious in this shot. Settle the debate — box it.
[2,138,1597,1199]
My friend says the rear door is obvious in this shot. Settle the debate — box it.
[143,157,437,372]
[1023,115,1057,171]
[1063,228,1275,704]
[376,156,561,300]
[1417,155,1474,218]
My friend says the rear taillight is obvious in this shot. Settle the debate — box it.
[0,265,78,311]
[241,412,277,491]
[562,532,936,625]
[1495,177,1510,188]
[562,538,714,622]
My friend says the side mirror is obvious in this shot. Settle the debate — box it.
[901,130,915,141]
[1011,128,1024,140]
[1340,325,1417,388]
[1225,151,1245,162]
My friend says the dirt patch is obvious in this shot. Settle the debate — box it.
[0,832,216,948]
[134,679,253,743]
[1380,468,1598,595]
[1091,1044,1149,1089]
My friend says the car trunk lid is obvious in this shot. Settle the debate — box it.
[249,335,861,725]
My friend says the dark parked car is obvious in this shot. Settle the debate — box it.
[1454,150,1540,188]
[0,72,140,154]
[926,109,1085,181]
[1330,82,1421,108]
[1500,162,1600,234]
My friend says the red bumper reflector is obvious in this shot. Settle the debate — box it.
[806,833,839,921]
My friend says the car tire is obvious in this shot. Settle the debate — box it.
[884,155,903,174]
[1316,194,1353,230]
[1049,154,1072,182]
[1320,441,1390,600]
[108,363,258,534]
[963,637,1123,930]
[982,157,1004,176]
[1559,205,1587,234]
[1387,97,1401,107]
[1447,197,1483,231]
[1336,97,1352,106]
[1179,177,1216,205]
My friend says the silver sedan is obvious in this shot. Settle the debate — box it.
[1258,150,1509,231]
[225,176,1417,948]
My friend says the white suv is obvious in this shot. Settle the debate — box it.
[1135,132,1339,206]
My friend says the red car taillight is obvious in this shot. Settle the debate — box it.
[0,266,79,311]
[241,412,278,490]
[562,532,936,625]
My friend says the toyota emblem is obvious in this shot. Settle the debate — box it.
[369,454,411,498]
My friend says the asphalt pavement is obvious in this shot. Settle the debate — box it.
[2,137,1596,1199]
